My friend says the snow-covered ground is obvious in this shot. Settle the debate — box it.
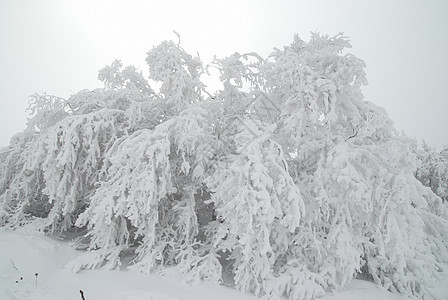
[0,228,445,300]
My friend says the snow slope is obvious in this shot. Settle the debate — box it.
[0,228,445,300]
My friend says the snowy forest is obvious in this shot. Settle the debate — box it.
[1,34,448,299]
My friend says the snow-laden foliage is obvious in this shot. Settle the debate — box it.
[1,34,448,300]
[311,138,448,298]
[205,120,306,295]
[414,142,448,203]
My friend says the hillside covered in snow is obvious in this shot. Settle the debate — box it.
[4,228,444,299]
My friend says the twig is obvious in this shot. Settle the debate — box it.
[173,30,181,47]
[10,259,20,271]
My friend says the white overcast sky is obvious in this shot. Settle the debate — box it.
[1,0,447,148]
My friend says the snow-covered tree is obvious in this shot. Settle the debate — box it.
[1,34,447,300]
[0,94,70,228]
[414,141,448,203]
[204,120,306,296]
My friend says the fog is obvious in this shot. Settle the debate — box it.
[1,0,447,147]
